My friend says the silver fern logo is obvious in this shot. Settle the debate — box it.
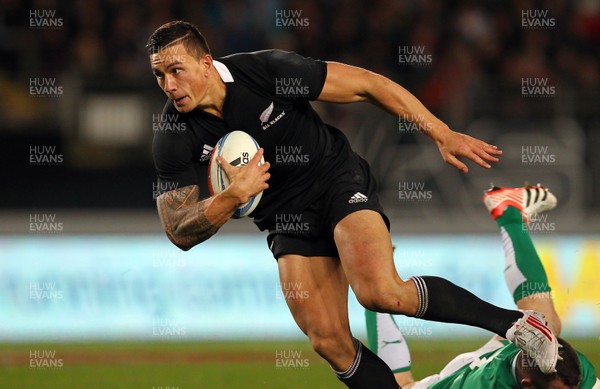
[260,102,274,125]
[260,102,286,130]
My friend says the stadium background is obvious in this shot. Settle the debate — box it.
[1,0,599,388]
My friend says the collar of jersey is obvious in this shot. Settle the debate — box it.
[213,61,234,83]
[511,352,520,385]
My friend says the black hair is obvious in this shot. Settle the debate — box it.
[519,337,581,388]
[146,20,210,58]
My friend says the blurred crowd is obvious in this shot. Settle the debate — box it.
[1,0,599,130]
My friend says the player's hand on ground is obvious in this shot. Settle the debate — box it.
[435,130,502,173]
[217,148,270,205]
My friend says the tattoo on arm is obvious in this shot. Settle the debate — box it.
[156,185,219,250]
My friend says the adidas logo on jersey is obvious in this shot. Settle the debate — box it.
[349,192,369,203]
[199,144,214,162]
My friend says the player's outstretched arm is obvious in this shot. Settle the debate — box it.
[318,62,502,173]
[157,149,270,251]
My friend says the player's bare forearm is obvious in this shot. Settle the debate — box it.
[319,62,448,137]
[319,62,502,172]
[156,184,238,251]
[157,151,270,251]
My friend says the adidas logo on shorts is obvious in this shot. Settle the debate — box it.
[349,192,369,203]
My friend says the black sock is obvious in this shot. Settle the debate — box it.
[411,276,522,337]
[334,338,400,389]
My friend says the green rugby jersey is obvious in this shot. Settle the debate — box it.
[428,341,598,389]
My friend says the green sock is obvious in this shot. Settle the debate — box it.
[496,206,551,303]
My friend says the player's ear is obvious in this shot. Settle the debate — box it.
[200,53,213,72]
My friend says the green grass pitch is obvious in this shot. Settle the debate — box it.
[1,338,598,388]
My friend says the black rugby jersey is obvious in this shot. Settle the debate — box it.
[152,49,354,230]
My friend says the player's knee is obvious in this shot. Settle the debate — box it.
[357,293,410,314]
[354,282,414,314]
[306,326,353,361]
[354,289,381,311]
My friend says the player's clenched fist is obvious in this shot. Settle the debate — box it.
[218,148,271,206]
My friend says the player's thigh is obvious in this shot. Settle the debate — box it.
[333,210,401,288]
[277,254,350,336]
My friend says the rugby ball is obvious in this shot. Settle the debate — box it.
[208,131,264,218]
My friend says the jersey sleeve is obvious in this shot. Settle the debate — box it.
[577,352,599,389]
[152,103,199,194]
[265,49,327,101]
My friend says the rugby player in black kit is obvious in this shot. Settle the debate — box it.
[148,21,559,388]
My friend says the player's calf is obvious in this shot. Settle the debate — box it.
[306,326,355,369]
